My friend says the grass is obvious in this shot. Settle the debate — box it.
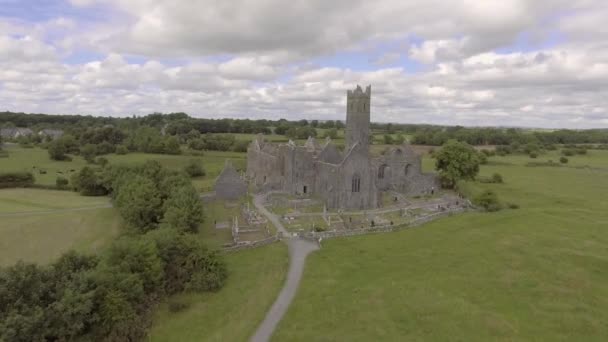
[0,145,246,191]
[0,189,120,266]
[149,243,289,342]
[273,150,608,341]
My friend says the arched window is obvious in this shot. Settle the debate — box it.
[378,164,387,179]
[351,174,361,192]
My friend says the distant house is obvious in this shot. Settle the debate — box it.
[38,129,64,140]
[0,127,34,139]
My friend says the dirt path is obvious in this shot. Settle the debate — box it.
[251,194,319,342]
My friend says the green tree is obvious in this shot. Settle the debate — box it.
[162,186,204,233]
[71,167,107,196]
[383,134,394,145]
[48,139,67,161]
[115,176,163,232]
[80,144,98,163]
[163,136,181,154]
[183,159,205,177]
[435,140,481,188]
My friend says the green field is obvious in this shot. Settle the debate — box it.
[273,150,608,341]
[150,243,288,341]
[0,189,120,266]
[0,145,246,191]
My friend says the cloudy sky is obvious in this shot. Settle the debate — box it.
[1,0,607,128]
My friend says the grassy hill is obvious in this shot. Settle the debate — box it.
[273,151,608,341]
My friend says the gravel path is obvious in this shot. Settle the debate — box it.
[250,194,319,342]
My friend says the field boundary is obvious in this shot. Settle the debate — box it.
[299,207,469,242]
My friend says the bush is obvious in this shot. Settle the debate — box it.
[491,173,503,183]
[473,190,502,212]
[560,156,569,164]
[115,145,128,155]
[183,159,205,177]
[507,203,520,209]
[529,152,538,158]
[95,156,109,167]
[56,176,69,188]
[168,299,190,313]
[561,149,575,156]
[0,172,35,188]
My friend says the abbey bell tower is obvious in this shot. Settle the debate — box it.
[345,85,371,151]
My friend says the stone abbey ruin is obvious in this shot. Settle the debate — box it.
[246,85,438,209]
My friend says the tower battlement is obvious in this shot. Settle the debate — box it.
[347,84,371,98]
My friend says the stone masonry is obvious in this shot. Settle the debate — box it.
[246,85,439,210]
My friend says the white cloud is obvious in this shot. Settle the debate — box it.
[0,0,607,128]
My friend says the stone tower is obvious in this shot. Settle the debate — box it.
[345,85,371,151]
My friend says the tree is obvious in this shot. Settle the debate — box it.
[115,176,163,232]
[383,134,394,145]
[162,186,204,233]
[435,140,481,188]
[80,144,98,163]
[560,156,569,164]
[324,128,338,139]
[48,140,68,161]
[163,136,181,155]
[71,167,107,196]
[183,159,205,177]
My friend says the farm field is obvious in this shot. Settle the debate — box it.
[150,243,289,342]
[0,145,246,191]
[273,150,608,341]
[0,188,120,266]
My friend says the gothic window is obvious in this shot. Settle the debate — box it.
[378,164,387,179]
[351,174,361,193]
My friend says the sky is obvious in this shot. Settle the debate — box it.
[0,0,607,128]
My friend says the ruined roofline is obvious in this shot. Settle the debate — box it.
[347,84,371,97]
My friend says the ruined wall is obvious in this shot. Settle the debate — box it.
[334,144,378,209]
[246,147,281,189]
[281,145,316,195]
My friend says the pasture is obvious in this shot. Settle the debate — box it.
[0,145,246,191]
[273,150,608,341]
[0,189,120,266]
[150,243,289,342]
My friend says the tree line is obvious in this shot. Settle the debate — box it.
[0,160,226,341]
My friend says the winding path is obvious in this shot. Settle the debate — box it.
[250,194,319,342]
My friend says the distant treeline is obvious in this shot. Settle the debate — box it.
[3,111,608,148]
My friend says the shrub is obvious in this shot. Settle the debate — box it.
[56,176,69,188]
[560,156,569,164]
[529,152,538,158]
[115,144,128,155]
[183,159,205,177]
[473,190,502,212]
[507,203,520,209]
[168,299,190,313]
[95,156,109,167]
[561,149,575,156]
[491,173,504,183]
[0,172,35,188]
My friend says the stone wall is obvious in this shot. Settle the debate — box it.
[222,235,280,253]
[301,208,468,241]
